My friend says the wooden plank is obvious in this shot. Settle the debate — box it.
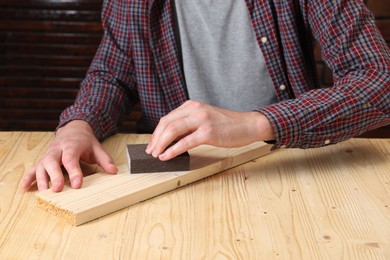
[0,87,77,98]
[359,124,390,138]
[0,0,105,132]
[0,66,88,78]
[0,0,103,10]
[0,77,82,88]
[1,54,95,67]
[0,32,102,44]
[0,21,102,33]
[36,142,272,226]
[0,97,74,109]
[0,43,99,55]
[0,9,101,21]
[367,0,390,18]
[375,19,390,41]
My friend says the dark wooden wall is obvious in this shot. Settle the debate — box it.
[1,0,389,137]
[0,0,107,130]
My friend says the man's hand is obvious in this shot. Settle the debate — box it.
[146,100,275,161]
[20,120,118,192]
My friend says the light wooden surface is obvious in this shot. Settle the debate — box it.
[36,141,272,226]
[1,132,389,259]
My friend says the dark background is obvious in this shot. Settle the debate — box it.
[0,0,389,137]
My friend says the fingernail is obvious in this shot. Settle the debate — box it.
[51,186,61,192]
[145,145,151,154]
[20,180,28,189]
[51,180,61,191]
[111,163,118,171]
[159,153,166,160]
[108,163,118,174]
[71,178,81,188]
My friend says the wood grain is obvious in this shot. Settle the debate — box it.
[1,132,390,259]
[36,141,272,226]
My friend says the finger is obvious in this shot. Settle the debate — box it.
[35,163,50,191]
[147,102,195,154]
[151,117,196,158]
[61,150,83,189]
[42,151,65,192]
[91,144,118,174]
[159,130,204,161]
[20,166,37,190]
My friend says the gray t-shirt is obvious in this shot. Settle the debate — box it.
[173,0,278,111]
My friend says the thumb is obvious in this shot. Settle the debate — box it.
[92,144,118,174]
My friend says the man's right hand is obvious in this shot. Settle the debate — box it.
[20,120,118,192]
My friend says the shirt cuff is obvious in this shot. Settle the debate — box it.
[58,105,117,141]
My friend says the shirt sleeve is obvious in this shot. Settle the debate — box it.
[258,0,390,150]
[58,0,137,140]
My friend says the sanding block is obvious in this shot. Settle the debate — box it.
[126,144,190,174]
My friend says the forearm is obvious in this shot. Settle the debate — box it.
[59,72,135,141]
[259,68,389,150]
[58,0,137,140]
[259,0,390,150]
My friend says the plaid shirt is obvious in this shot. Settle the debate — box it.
[60,0,390,150]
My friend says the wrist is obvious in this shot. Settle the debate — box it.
[251,111,275,141]
[56,120,93,136]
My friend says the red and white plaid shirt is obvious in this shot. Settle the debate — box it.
[60,0,390,150]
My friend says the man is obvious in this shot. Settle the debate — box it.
[21,0,390,192]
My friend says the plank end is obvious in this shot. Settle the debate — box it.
[36,196,77,226]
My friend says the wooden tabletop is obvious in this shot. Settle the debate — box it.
[1,132,389,259]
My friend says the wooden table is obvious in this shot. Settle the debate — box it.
[1,132,389,259]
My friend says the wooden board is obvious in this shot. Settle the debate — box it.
[36,142,272,226]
